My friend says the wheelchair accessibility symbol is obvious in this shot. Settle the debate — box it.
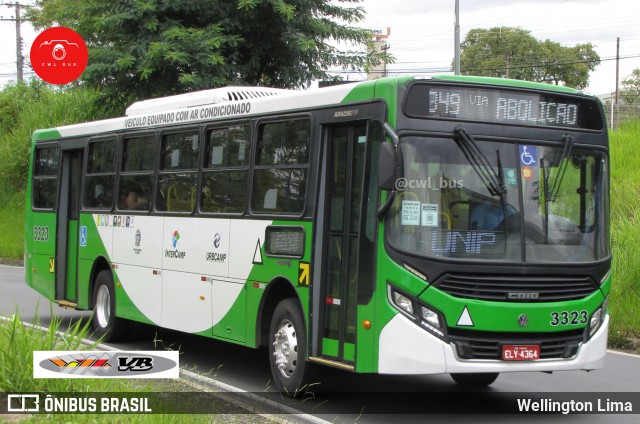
[80,226,87,247]
[519,145,537,166]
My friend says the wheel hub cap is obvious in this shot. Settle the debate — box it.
[272,319,298,379]
[95,285,111,329]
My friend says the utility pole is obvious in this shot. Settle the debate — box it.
[454,0,460,75]
[0,2,29,83]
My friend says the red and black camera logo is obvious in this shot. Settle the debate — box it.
[30,27,88,85]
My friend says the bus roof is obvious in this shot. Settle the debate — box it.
[32,75,590,143]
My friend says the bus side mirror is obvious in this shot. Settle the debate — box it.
[378,142,396,190]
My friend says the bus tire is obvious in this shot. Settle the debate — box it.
[269,298,309,395]
[92,269,125,342]
[450,372,499,387]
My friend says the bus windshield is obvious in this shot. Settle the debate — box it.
[387,134,609,263]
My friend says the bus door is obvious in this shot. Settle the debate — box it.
[55,149,83,304]
[315,123,368,366]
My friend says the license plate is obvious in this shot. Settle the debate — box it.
[502,345,540,361]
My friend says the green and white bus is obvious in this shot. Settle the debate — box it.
[25,76,611,391]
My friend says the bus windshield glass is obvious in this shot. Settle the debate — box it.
[387,135,609,263]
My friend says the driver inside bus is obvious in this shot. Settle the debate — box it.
[470,202,517,230]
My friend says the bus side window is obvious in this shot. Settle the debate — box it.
[156,131,198,213]
[32,144,60,210]
[118,134,156,212]
[84,138,116,210]
[252,119,310,214]
[201,124,251,214]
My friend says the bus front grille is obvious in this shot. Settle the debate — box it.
[433,274,598,302]
[448,328,585,360]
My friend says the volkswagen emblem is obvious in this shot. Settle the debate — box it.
[517,314,529,327]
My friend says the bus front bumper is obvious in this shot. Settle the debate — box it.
[378,313,609,375]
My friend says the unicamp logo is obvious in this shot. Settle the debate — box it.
[30,27,88,85]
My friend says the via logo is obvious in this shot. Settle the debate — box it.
[172,230,180,248]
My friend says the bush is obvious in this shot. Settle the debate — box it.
[0,80,112,201]
[608,120,640,347]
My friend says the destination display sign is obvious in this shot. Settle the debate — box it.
[404,84,603,130]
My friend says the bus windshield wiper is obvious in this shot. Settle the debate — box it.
[541,134,575,243]
[453,126,506,197]
[547,134,575,202]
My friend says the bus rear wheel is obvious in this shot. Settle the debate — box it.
[450,372,499,387]
[269,298,309,395]
[92,269,125,342]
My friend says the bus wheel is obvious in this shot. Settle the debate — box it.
[269,298,309,395]
[450,372,499,387]
[92,270,124,342]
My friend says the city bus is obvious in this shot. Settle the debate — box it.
[25,75,611,392]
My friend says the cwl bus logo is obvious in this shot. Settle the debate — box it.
[507,292,540,301]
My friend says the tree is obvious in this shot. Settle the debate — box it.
[459,27,600,89]
[616,68,640,124]
[621,68,640,106]
[27,0,389,108]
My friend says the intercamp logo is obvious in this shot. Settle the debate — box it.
[33,351,179,379]
[172,230,180,248]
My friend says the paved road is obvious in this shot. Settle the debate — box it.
[2,265,639,422]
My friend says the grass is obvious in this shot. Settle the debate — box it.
[0,82,111,201]
[607,120,640,349]
[0,191,25,261]
[0,311,269,422]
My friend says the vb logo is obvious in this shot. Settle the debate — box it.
[118,356,153,372]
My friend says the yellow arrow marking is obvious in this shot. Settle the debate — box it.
[298,262,310,286]
[49,258,55,273]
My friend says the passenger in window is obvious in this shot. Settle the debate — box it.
[93,183,110,208]
[121,185,148,210]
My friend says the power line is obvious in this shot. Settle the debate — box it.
[0,2,32,83]
[325,53,640,77]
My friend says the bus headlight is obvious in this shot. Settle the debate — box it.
[421,305,441,329]
[388,284,448,341]
[419,305,447,340]
[589,296,609,338]
[589,308,602,337]
[392,291,414,317]
[602,295,609,314]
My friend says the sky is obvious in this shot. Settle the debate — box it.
[1,0,639,96]
[356,0,640,95]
